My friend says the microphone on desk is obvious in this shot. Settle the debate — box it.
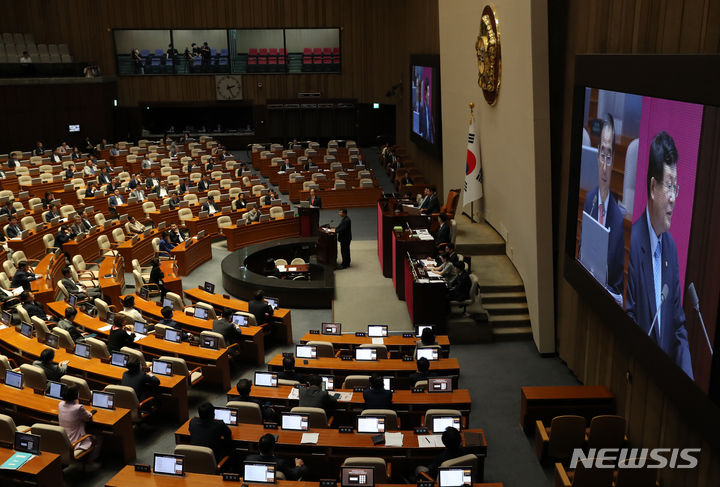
[591,194,598,216]
[688,282,714,355]
[648,284,669,340]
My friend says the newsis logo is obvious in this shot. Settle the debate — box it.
[570,448,701,469]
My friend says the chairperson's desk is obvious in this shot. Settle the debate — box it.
[170,234,213,276]
[0,445,63,486]
[0,383,135,462]
[405,257,447,326]
[298,332,450,356]
[377,200,431,278]
[0,327,189,423]
[392,229,437,300]
[520,385,616,434]
[223,216,301,252]
[267,354,460,388]
[46,301,232,392]
[106,466,504,487]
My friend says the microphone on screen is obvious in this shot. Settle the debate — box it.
[591,194,598,215]
[688,282,713,355]
[648,284,669,340]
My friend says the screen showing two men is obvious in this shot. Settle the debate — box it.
[154,453,184,476]
[214,407,238,426]
[14,432,40,455]
[368,325,388,337]
[438,467,472,487]
[152,360,173,376]
[296,345,317,359]
[355,348,377,361]
[244,462,276,484]
[193,307,209,320]
[91,391,115,410]
[322,322,341,335]
[45,333,59,349]
[281,413,309,431]
[357,416,385,433]
[254,371,278,387]
[341,466,375,487]
[416,348,439,361]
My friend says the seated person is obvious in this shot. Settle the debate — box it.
[416,427,466,479]
[212,307,242,345]
[5,216,23,238]
[168,192,183,210]
[54,225,73,254]
[447,261,471,303]
[20,291,50,321]
[33,348,68,382]
[417,327,437,347]
[399,170,414,186]
[57,306,84,342]
[248,290,273,325]
[409,357,435,387]
[168,224,185,244]
[121,295,146,323]
[59,386,101,470]
[233,193,247,210]
[299,374,338,414]
[44,204,61,222]
[126,216,145,234]
[11,261,37,291]
[307,189,322,208]
[246,434,306,481]
[61,266,102,300]
[278,356,304,383]
[245,207,261,222]
[121,359,160,402]
[157,305,179,330]
[202,195,219,214]
[427,253,456,282]
[189,402,232,462]
[235,378,275,422]
[129,187,145,202]
[363,373,393,409]
[108,314,136,353]
[70,215,87,236]
[148,259,167,301]
[434,213,450,245]
[158,232,176,255]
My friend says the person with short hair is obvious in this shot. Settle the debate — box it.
[419,186,440,214]
[148,258,167,301]
[20,291,49,321]
[298,374,338,414]
[447,261,471,303]
[61,266,101,300]
[5,215,22,237]
[158,231,176,255]
[435,213,450,244]
[189,402,232,462]
[278,356,304,383]
[121,359,159,402]
[246,433,306,480]
[59,385,101,470]
[158,305,179,330]
[109,314,135,352]
[363,373,393,409]
[122,295,145,323]
[57,306,83,342]
[248,290,273,325]
[416,426,466,479]
[212,308,242,345]
[33,348,68,381]
[409,357,435,387]
[11,261,37,291]
[335,209,352,269]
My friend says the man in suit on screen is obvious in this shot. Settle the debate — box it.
[581,115,625,299]
[626,131,693,379]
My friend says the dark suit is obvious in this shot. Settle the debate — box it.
[168,198,182,210]
[249,300,273,325]
[336,215,352,267]
[23,301,46,321]
[44,210,59,222]
[84,187,96,198]
[420,194,440,214]
[11,270,36,291]
[146,178,158,189]
[81,218,93,231]
[435,223,450,245]
[400,176,414,185]
[64,168,74,179]
[233,198,247,210]
[121,370,160,401]
[97,173,111,185]
[582,188,625,295]
[33,361,65,382]
[109,195,124,207]
[108,328,135,353]
[409,370,435,387]
[308,196,322,208]
[127,179,138,189]
[201,202,219,213]
[245,453,307,481]
[197,180,210,191]
[1,206,16,218]
[189,417,232,462]
[6,223,22,238]
[363,388,393,409]
[298,385,338,413]
[448,271,471,302]
[212,318,241,345]
[626,211,693,379]
[168,229,184,244]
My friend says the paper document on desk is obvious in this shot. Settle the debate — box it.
[332,392,353,402]
[287,388,300,400]
[427,271,442,278]
[415,229,434,241]
[11,287,23,296]
[99,324,112,332]
[301,433,319,444]
[417,435,444,448]
[420,259,436,267]
[384,432,404,447]
[418,278,430,284]
[133,333,146,342]
[371,337,384,345]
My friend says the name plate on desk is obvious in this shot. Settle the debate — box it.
[309,330,320,335]
[402,355,414,361]
[355,332,366,337]
[294,384,307,390]
[223,473,241,482]
[418,482,434,487]
[403,333,413,338]
[135,464,151,472]
[414,427,429,434]
[339,426,354,433]
[263,423,279,429]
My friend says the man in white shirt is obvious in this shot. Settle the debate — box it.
[84,160,96,176]
[155,180,169,198]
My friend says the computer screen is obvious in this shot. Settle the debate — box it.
[341,466,375,487]
[438,467,472,487]
[91,391,115,410]
[357,416,385,433]
[243,462,276,484]
[138,287,149,300]
[162,298,173,309]
[153,453,184,476]
[232,314,248,326]
[382,376,394,392]
[134,321,147,335]
[68,294,77,307]
[19,322,33,338]
[321,375,334,391]
[46,381,65,400]
[164,328,182,343]
[110,352,129,367]
[432,416,461,434]
[265,297,279,309]
[254,371,278,387]
[45,333,59,349]
[296,345,317,359]
[152,360,173,376]
[201,335,219,349]
[415,324,434,337]
[281,413,309,431]
[416,348,439,361]
[367,325,388,337]
[355,348,377,361]
[1,310,10,325]
[106,311,114,324]
[428,377,453,393]
[204,281,215,293]
[14,432,40,455]
[193,307,208,320]
[75,342,90,358]
[214,407,238,426]
[5,370,22,389]
[322,322,341,335]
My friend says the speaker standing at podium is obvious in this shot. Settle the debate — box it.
[336,208,352,269]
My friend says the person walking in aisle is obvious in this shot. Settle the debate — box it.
[335,208,352,269]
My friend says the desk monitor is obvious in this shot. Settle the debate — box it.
[321,375,335,391]
[296,345,317,359]
[357,415,386,434]
[254,371,278,387]
[162,297,173,309]
[91,391,115,410]
[1,310,10,325]
[153,453,185,476]
[74,342,90,358]
[45,333,59,349]
[200,335,219,350]
[415,324,434,337]
[138,287,149,300]
[367,325,388,337]
[152,360,173,376]
[203,281,215,293]
[134,321,148,335]
[322,322,341,335]
[164,328,182,343]
[232,314,248,327]
[341,466,375,487]
[67,294,77,307]
[19,322,33,338]
[265,297,279,309]
[438,467,472,487]
[355,348,377,361]
[382,376,394,392]
[243,462,276,484]
[432,416,461,434]
[46,380,65,400]
[14,432,40,456]
[214,407,239,426]
[416,348,439,361]
[198,211,208,219]
[259,214,270,223]
[110,352,129,367]
[578,210,609,286]
[106,311,115,325]
[281,413,309,431]
[428,377,453,393]
[193,307,209,320]
[5,370,22,389]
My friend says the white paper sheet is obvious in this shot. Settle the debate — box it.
[301,433,319,444]
[384,432,404,447]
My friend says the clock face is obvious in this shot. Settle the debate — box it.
[216,75,242,100]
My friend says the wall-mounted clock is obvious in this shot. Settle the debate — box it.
[215,75,243,101]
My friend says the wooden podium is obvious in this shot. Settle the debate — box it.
[317,227,337,265]
[299,206,320,237]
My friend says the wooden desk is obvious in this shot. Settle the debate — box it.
[64,220,124,263]
[98,255,126,309]
[0,383,135,462]
[267,355,460,388]
[6,222,64,261]
[243,384,472,427]
[117,229,161,272]
[106,465,503,487]
[183,288,293,345]
[404,257,447,326]
[298,187,383,209]
[392,230,437,300]
[377,200,431,278]
[171,234,213,276]
[223,216,301,251]
[0,445,63,486]
[298,332,450,356]
[30,252,66,305]
[520,385,616,434]
[110,201,146,221]
[0,327,188,423]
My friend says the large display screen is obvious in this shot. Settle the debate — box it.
[410,54,441,155]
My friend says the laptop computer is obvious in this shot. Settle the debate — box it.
[14,432,40,456]
[368,325,388,337]
[428,377,453,393]
[355,348,377,361]
[432,416,461,433]
[416,348,439,361]
[296,345,317,359]
[254,371,278,387]
[243,462,276,484]
[153,453,185,476]
[357,415,386,434]
[91,390,115,410]
[46,380,65,400]
[438,467,473,487]
[19,322,33,338]
[322,322,341,335]
[281,413,309,431]
[579,210,609,286]
[214,407,239,426]
[110,352,129,367]
[265,297,279,309]
[5,370,22,389]
[134,321,148,335]
[74,342,91,358]
[152,360,173,376]
[341,466,375,487]
[162,297,173,309]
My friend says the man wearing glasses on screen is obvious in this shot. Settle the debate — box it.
[626,131,693,379]
[581,114,625,303]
